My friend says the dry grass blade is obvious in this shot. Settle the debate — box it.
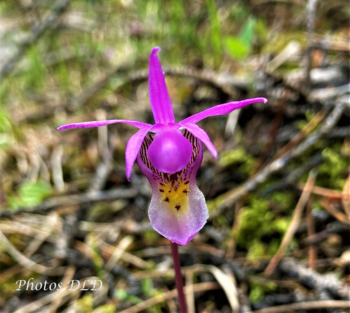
[24,212,58,257]
[118,282,221,313]
[0,265,23,285]
[104,236,133,271]
[0,221,54,240]
[185,271,195,313]
[272,111,326,161]
[264,169,317,276]
[206,265,239,312]
[47,265,76,313]
[0,188,137,218]
[298,184,344,199]
[306,201,317,269]
[0,230,66,276]
[95,236,149,269]
[246,300,350,313]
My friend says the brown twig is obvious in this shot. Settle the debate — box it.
[185,271,195,313]
[0,187,137,218]
[279,258,350,300]
[24,212,58,257]
[264,169,317,276]
[0,230,66,276]
[306,200,317,269]
[272,110,326,162]
[298,184,344,199]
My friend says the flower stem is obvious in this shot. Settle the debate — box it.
[170,241,187,313]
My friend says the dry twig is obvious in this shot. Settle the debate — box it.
[264,169,317,276]
[0,188,137,218]
[0,230,66,276]
[306,200,317,269]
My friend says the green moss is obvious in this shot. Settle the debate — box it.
[7,181,52,210]
[249,279,278,303]
[237,194,295,258]
[219,146,255,174]
[75,293,94,313]
[319,146,348,189]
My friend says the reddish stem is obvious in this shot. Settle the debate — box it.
[170,241,187,313]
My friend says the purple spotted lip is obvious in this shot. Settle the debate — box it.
[58,47,267,245]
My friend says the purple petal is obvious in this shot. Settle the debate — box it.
[179,97,267,124]
[180,122,217,158]
[137,131,208,245]
[125,127,150,181]
[57,119,152,131]
[148,47,175,124]
[147,127,192,173]
[125,127,152,181]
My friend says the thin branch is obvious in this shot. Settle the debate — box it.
[279,258,350,300]
[0,230,66,276]
[264,169,317,276]
[306,200,317,269]
[0,188,137,218]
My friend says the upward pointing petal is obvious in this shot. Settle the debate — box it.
[179,98,267,124]
[148,47,175,124]
[125,127,152,181]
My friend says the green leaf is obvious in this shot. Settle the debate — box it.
[141,278,153,296]
[8,181,52,210]
[239,17,256,46]
[224,36,250,60]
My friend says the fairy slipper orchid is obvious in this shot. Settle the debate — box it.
[58,47,267,245]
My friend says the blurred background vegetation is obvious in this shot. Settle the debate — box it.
[0,0,349,312]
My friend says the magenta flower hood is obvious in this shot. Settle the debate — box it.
[58,47,267,245]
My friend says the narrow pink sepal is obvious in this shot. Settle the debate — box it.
[180,122,218,158]
[125,127,152,181]
[57,119,152,130]
[179,98,267,124]
[148,47,175,124]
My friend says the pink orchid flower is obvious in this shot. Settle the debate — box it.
[58,47,267,245]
